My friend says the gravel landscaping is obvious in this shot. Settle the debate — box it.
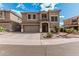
[41,32,79,39]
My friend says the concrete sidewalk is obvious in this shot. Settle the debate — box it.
[0,37,79,45]
[0,41,79,56]
[0,32,79,56]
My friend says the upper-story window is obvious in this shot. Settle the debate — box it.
[42,14,47,19]
[0,11,4,19]
[72,19,77,22]
[51,17,54,21]
[54,16,58,21]
[28,14,36,19]
[51,16,58,21]
[28,14,31,19]
[33,14,36,19]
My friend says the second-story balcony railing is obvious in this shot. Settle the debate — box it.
[71,22,78,25]
[40,18,49,21]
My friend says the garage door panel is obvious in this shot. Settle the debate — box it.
[23,25,39,33]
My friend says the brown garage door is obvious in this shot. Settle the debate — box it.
[23,25,40,33]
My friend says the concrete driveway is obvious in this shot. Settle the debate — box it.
[0,32,41,45]
[0,32,79,56]
[0,32,40,40]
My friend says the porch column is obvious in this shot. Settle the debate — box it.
[48,23,51,32]
[40,23,42,32]
[58,25,60,33]
[21,25,23,32]
[9,24,13,32]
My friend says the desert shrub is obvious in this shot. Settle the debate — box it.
[46,32,53,38]
[73,29,77,33]
[0,26,5,32]
[65,28,75,33]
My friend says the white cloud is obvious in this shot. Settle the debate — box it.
[32,3,39,6]
[16,3,27,10]
[16,3,58,11]
[40,3,57,11]
[32,3,40,8]
[60,15,65,18]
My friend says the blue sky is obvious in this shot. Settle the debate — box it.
[0,3,79,25]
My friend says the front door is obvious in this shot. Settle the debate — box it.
[42,23,48,32]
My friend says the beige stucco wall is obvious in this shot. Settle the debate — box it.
[10,12,22,23]
[22,22,40,25]
[0,11,10,22]
[4,11,10,21]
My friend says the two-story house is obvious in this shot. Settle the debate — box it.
[21,10,60,33]
[64,16,79,31]
[0,10,22,32]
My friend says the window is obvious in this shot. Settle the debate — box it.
[54,16,58,21]
[51,17,54,21]
[0,11,4,19]
[42,14,47,19]
[51,16,58,21]
[72,19,77,22]
[33,14,36,19]
[28,14,31,19]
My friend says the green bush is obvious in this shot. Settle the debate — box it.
[73,29,78,33]
[65,28,75,33]
[46,32,53,38]
[0,26,5,32]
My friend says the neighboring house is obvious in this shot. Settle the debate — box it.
[64,16,79,31]
[21,10,61,33]
[0,10,22,32]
